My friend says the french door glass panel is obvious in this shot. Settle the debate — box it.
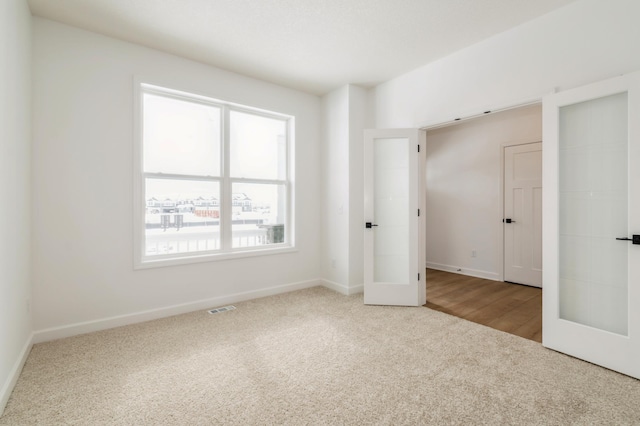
[144,178,220,256]
[558,92,628,335]
[373,138,410,284]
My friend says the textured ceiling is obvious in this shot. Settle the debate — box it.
[27,0,576,95]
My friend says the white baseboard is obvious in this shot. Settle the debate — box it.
[321,279,364,296]
[1,333,33,416]
[426,262,501,281]
[33,279,322,344]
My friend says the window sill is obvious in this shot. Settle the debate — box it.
[134,245,297,270]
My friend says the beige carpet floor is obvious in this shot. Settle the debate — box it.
[2,287,640,425]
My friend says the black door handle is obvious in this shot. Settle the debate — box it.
[617,235,640,245]
[503,218,516,224]
[365,222,378,229]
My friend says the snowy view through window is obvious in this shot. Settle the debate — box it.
[142,88,289,258]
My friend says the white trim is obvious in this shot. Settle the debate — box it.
[426,262,501,281]
[221,102,232,250]
[418,130,427,304]
[133,77,144,268]
[141,82,293,120]
[419,97,542,131]
[499,143,506,282]
[287,116,296,249]
[320,279,364,296]
[135,246,298,270]
[1,333,33,416]
[32,279,321,344]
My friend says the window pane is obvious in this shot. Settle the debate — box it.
[230,111,287,179]
[232,183,286,248]
[145,178,220,256]
[143,93,221,176]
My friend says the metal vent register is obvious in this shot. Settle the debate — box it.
[207,305,236,314]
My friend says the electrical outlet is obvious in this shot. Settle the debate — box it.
[471,249,477,258]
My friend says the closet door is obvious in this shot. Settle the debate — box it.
[503,142,543,288]
[543,71,640,379]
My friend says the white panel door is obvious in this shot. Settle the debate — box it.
[364,129,425,306]
[504,142,543,287]
[543,71,640,379]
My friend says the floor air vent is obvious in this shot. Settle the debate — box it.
[208,305,236,314]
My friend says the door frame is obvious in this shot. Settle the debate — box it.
[499,139,543,284]
[420,106,544,283]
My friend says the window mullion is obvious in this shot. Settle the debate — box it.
[143,172,220,182]
[286,119,292,246]
[228,177,288,186]
[221,105,233,251]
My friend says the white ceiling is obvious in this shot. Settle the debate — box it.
[27,0,576,95]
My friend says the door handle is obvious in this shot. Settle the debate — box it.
[503,218,516,224]
[365,222,378,229]
[616,235,640,245]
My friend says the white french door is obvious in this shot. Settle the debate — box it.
[543,71,640,379]
[503,142,543,287]
[363,129,425,306]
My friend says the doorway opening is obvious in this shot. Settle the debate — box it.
[423,104,542,342]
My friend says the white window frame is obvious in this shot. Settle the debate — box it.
[133,82,295,269]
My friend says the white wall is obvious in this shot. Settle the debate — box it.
[373,0,640,128]
[347,85,370,288]
[0,0,32,413]
[320,85,370,293]
[321,87,350,287]
[425,105,542,280]
[32,18,321,337]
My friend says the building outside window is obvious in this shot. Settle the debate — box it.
[135,83,293,267]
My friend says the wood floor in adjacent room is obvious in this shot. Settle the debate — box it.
[424,269,542,343]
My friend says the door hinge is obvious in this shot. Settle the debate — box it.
[418,209,420,216]
[417,145,420,152]
[418,273,420,281]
